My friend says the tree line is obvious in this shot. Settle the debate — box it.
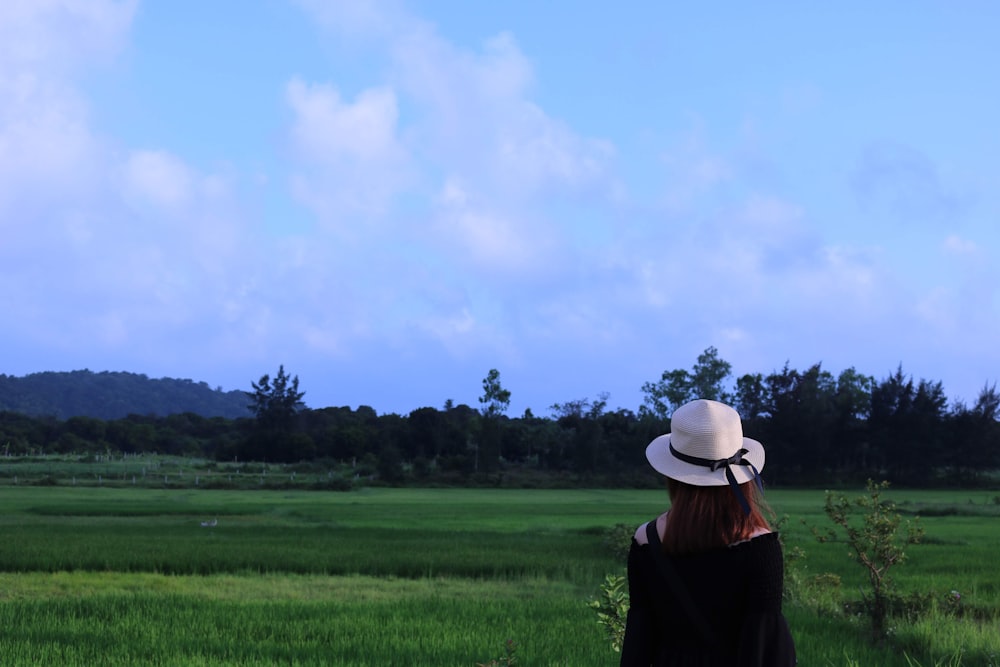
[1,352,998,487]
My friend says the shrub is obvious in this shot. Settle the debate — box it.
[588,573,629,653]
[602,523,635,562]
[813,479,924,643]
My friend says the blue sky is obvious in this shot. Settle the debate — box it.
[3,1,999,416]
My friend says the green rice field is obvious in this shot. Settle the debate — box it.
[0,484,998,665]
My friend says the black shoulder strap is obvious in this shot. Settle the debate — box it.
[644,521,720,647]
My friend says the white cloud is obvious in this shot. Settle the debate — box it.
[302,324,345,356]
[716,327,749,344]
[91,310,129,345]
[0,0,269,362]
[740,194,803,229]
[0,73,100,221]
[430,176,561,277]
[391,26,613,196]
[296,1,613,197]
[292,0,404,39]
[623,182,898,367]
[438,205,536,270]
[285,77,411,222]
[659,121,735,212]
[0,0,136,72]
[943,234,980,258]
[0,89,95,212]
[915,286,958,333]
[288,0,617,290]
[494,102,615,193]
[437,176,469,207]
[0,0,134,222]
[286,78,402,163]
[122,150,195,208]
[416,307,477,344]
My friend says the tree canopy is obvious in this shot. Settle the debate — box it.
[247,365,305,431]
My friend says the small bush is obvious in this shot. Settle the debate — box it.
[602,523,634,561]
[813,479,924,643]
[588,573,629,653]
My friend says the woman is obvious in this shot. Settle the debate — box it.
[620,399,796,666]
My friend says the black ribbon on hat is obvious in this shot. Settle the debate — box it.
[669,442,763,515]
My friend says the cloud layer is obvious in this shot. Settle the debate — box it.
[3,0,999,413]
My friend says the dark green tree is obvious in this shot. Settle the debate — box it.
[759,362,839,482]
[247,365,305,432]
[870,366,947,483]
[639,368,690,420]
[690,346,733,402]
[550,393,609,473]
[479,369,511,419]
[946,383,1000,484]
[243,365,307,462]
[832,368,875,473]
[790,363,837,476]
[640,346,732,420]
[438,402,479,472]
[477,369,510,473]
[407,406,445,464]
[734,373,767,421]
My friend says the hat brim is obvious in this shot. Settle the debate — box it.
[645,434,765,486]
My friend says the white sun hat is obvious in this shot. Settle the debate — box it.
[645,399,765,511]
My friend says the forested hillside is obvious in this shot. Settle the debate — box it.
[0,371,250,419]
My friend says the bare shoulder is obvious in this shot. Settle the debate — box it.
[729,527,776,547]
[633,512,668,545]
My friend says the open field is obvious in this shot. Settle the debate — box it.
[0,484,998,665]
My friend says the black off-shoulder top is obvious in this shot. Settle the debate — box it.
[619,528,796,667]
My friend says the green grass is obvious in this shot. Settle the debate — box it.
[0,574,608,666]
[0,522,616,580]
[0,484,998,665]
[772,488,1000,666]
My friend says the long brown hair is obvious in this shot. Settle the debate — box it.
[661,477,772,555]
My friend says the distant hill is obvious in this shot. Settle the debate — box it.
[0,370,252,420]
